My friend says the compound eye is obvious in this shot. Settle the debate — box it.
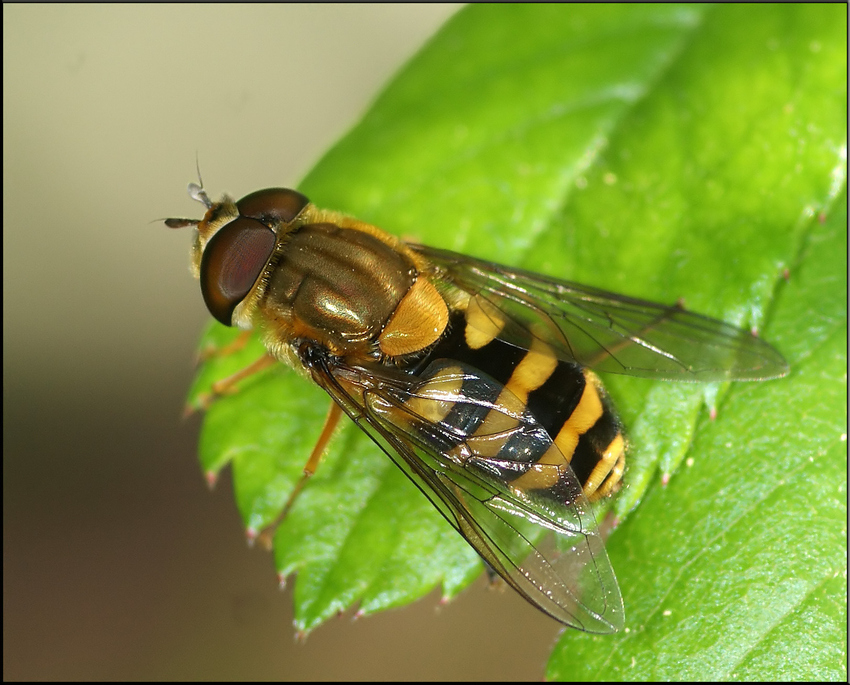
[200,217,275,326]
[236,187,309,225]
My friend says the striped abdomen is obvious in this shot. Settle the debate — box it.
[410,309,625,503]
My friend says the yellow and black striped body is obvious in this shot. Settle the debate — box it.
[406,309,626,504]
[171,185,789,632]
[187,186,626,506]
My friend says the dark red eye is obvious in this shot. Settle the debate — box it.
[236,188,309,226]
[200,217,275,326]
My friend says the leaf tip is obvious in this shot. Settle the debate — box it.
[182,402,199,420]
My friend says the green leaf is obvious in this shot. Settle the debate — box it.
[541,5,847,682]
[549,191,847,681]
[186,3,846,677]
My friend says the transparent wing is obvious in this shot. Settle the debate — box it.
[413,245,789,381]
[301,346,623,633]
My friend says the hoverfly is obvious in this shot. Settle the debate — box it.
[166,185,788,633]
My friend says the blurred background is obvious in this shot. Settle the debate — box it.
[4,5,569,680]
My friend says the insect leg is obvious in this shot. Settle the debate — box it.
[256,402,344,549]
[197,329,253,362]
[190,353,277,412]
